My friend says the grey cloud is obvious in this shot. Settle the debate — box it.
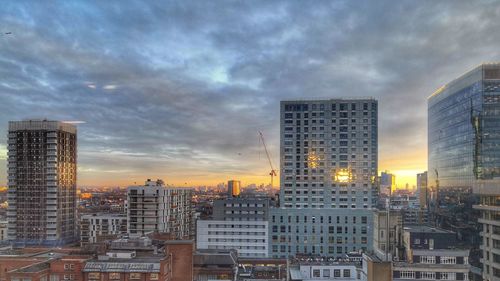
[0,0,499,185]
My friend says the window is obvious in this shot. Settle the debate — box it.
[420,272,435,279]
[440,272,456,280]
[50,276,60,281]
[129,273,141,280]
[343,269,351,277]
[399,271,415,279]
[109,273,120,280]
[420,255,436,264]
[63,263,75,271]
[150,273,159,280]
[323,269,330,277]
[440,256,456,264]
[334,269,341,277]
[87,273,99,280]
[313,270,320,277]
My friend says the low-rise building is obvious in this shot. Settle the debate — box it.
[197,197,271,258]
[196,220,268,258]
[83,255,170,281]
[392,225,470,281]
[193,249,238,281]
[80,213,127,246]
[288,259,360,281]
[360,253,392,281]
[393,249,470,280]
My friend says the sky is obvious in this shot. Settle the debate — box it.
[1,1,500,188]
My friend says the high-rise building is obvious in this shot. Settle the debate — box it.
[269,98,378,258]
[7,120,77,246]
[227,180,241,197]
[127,179,194,239]
[428,63,500,280]
[416,172,428,210]
[380,171,396,195]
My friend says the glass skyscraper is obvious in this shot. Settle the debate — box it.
[428,63,500,280]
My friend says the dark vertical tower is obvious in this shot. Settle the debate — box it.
[7,120,77,246]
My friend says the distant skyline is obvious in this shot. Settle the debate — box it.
[1,1,500,187]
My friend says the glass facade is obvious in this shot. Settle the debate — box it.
[428,63,500,280]
[428,64,500,198]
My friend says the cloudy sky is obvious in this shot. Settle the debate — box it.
[1,1,499,187]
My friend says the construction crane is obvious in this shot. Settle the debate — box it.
[259,131,277,187]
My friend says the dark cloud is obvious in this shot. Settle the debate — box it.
[0,0,499,185]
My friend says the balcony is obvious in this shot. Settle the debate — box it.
[7,151,16,156]
[47,132,57,138]
[47,206,58,211]
[47,151,57,157]
[47,139,57,144]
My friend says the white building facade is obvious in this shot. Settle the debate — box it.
[80,213,127,245]
[196,220,268,258]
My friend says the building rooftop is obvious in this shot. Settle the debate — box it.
[83,260,162,272]
[429,62,500,101]
[194,249,238,267]
[281,97,376,103]
[403,225,454,234]
[10,262,50,273]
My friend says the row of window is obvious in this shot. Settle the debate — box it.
[206,224,266,228]
[312,268,352,278]
[282,197,369,202]
[273,235,367,243]
[281,204,370,209]
[207,238,266,243]
[224,203,265,207]
[208,231,266,236]
[272,225,368,234]
[271,244,368,254]
[419,255,465,265]
[398,271,464,280]
[272,215,368,224]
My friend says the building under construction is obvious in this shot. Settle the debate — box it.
[7,120,78,246]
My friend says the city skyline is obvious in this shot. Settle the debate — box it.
[2,2,500,187]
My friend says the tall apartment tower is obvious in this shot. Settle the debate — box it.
[428,63,500,281]
[270,98,378,258]
[127,179,194,239]
[7,120,77,246]
[227,180,241,197]
[416,171,428,210]
[380,171,396,195]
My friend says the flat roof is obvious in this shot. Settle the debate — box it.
[10,262,49,273]
[403,225,454,234]
[428,63,500,101]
